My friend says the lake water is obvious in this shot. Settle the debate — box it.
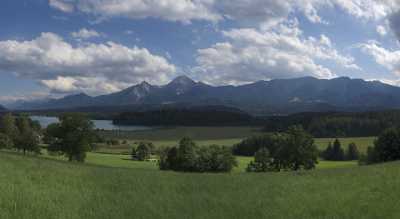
[30,116,153,131]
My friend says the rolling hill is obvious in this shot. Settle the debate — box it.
[12,76,400,114]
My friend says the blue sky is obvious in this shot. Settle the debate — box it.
[1,0,400,104]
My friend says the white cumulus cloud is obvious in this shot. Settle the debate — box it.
[49,0,75,13]
[359,40,400,76]
[71,28,103,39]
[0,32,176,94]
[47,0,335,25]
[193,20,360,85]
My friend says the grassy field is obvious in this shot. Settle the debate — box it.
[85,127,373,172]
[40,151,357,172]
[97,137,376,154]
[98,126,263,141]
[95,126,262,153]
[1,151,399,219]
[96,127,376,155]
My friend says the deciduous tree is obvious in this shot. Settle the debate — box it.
[47,114,95,162]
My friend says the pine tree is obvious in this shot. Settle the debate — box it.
[332,139,345,161]
[323,142,333,160]
[346,143,359,160]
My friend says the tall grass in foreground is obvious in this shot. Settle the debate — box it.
[1,152,400,219]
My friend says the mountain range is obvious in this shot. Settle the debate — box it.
[10,76,400,115]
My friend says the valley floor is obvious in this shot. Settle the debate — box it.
[0,127,381,218]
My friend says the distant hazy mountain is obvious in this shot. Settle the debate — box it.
[0,105,6,112]
[95,81,157,106]
[12,76,400,114]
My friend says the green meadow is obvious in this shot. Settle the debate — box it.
[0,126,381,218]
[96,126,376,154]
[1,151,400,219]
[84,127,373,172]
[98,126,262,141]
[43,152,357,172]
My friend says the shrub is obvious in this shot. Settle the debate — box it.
[159,147,179,170]
[176,137,199,171]
[359,127,400,165]
[106,139,119,146]
[278,126,318,171]
[197,145,237,172]
[239,125,318,172]
[132,142,153,161]
[233,133,285,156]
[374,128,400,162]
[159,138,237,173]
[246,148,274,172]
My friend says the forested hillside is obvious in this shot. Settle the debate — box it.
[264,110,400,137]
[113,106,262,126]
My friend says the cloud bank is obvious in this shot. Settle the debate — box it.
[0,32,176,94]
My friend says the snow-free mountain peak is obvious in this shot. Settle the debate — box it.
[10,76,400,114]
[168,75,196,86]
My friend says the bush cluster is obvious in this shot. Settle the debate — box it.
[238,126,319,172]
[360,127,400,165]
[132,142,154,161]
[246,148,274,172]
[159,137,237,173]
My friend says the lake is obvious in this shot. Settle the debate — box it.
[30,116,153,131]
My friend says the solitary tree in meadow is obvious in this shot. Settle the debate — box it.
[47,114,95,162]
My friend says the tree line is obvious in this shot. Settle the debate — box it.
[321,139,359,161]
[0,113,41,154]
[8,112,400,173]
[113,107,262,126]
[263,110,400,137]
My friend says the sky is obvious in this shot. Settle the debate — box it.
[1,0,400,104]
